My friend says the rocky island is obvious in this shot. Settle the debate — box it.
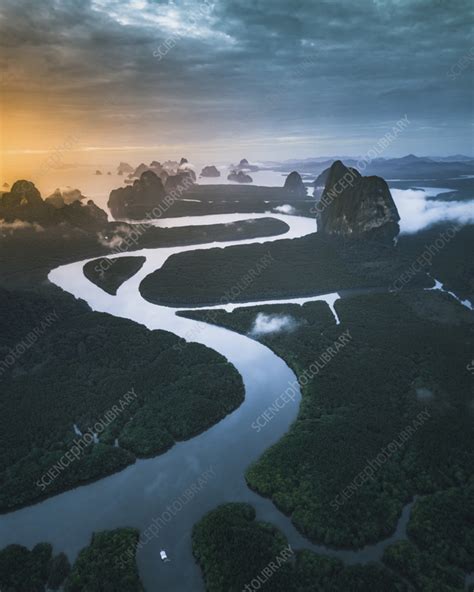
[316,160,400,241]
[45,186,87,208]
[108,171,167,219]
[0,180,107,231]
[283,171,307,197]
[200,165,221,177]
[227,170,253,183]
[117,162,134,175]
[234,158,259,172]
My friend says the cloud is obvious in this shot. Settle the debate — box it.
[1,0,473,158]
[0,219,44,235]
[249,313,300,337]
[97,224,136,248]
[92,0,235,44]
[273,204,296,215]
[392,189,474,233]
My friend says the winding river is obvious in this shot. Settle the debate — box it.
[1,212,415,590]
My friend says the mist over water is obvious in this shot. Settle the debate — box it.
[391,188,474,233]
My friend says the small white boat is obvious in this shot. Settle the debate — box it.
[160,549,170,562]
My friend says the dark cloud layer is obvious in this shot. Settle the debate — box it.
[1,0,473,158]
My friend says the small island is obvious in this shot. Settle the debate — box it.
[200,165,221,178]
[83,256,146,295]
[227,170,253,183]
[283,171,307,197]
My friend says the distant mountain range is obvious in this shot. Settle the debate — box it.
[264,154,474,181]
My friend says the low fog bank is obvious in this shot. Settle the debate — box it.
[392,188,474,234]
[0,219,45,235]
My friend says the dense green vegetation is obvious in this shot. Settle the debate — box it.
[407,484,474,572]
[64,528,143,592]
[399,223,474,302]
[384,539,465,591]
[0,528,143,592]
[140,222,474,309]
[82,218,290,296]
[5,485,471,591]
[383,483,474,590]
[384,541,464,591]
[0,287,244,511]
[0,542,70,591]
[181,301,335,343]
[83,256,146,295]
[1,187,472,590]
[0,217,288,289]
[113,183,315,220]
[192,503,408,592]
[117,215,289,247]
[183,290,474,549]
[141,232,433,307]
[47,551,72,589]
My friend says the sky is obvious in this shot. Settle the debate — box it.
[0,0,473,177]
